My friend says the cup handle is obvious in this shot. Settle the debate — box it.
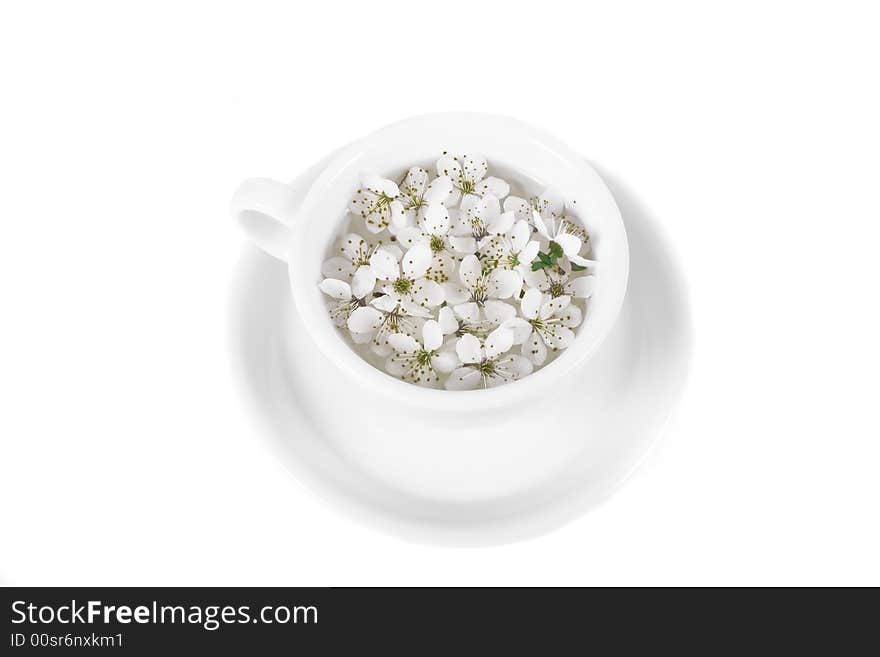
[230,177,305,262]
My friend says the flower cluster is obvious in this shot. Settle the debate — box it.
[319,153,597,390]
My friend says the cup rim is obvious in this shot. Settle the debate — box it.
[287,112,629,413]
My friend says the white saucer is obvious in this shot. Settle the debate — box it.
[228,164,692,546]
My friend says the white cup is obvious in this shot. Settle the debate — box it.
[231,112,629,415]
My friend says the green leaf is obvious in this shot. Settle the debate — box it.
[548,241,563,260]
[570,262,587,271]
[531,251,554,271]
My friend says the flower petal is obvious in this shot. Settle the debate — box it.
[389,200,406,228]
[445,367,481,390]
[370,294,398,312]
[503,196,531,222]
[412,364,442,388]
[484,372,512,388]
[347,306,384,333]
[521,266,543,289]
[410,278,445,307]
[554,232,582,257]
[424,175,453,205]
[431,350,458,373]
[483,299,516,325]
[459,254,481,290]
[571,275,596,298]
[478,235,506,267]
[521,288,543,320]
[339,233,372,263]
[537,188,565,218]
[400,300,433,318]
[559,303,583,328]
[348,188,373,218]
[362,174,400,198]
[502,317,533,344]
[453,302,481,323]
[436,155,462,181]
[445,187,462,207]
[481,194,501,222]
[542,325,575,351]
[487,210,516,236]
[449,235,477,254]
[388,210,416,236]
[532,210,550,240]
[385,355,412,377]
[522,330,547,365]
[568,254,597,268]
[350,330,373,345]
[425,250,456,284]
[352,183,398,233]
[400,167,428,201]
[475,176,510,199]
[422,319,443,351]
[371,339,393,357]
[322,257,355,279]
[365,209,390,233]
[395,226,427,250]
[459,193,480,218]
[461,154,488,184]
[369,249,399,280]
[421,203,450,236]
[520,240,540,264]
[350,266,376,299]
[442,282,470,305]
[402,244,432,279]
[388,333,421,354]
[319,278,351,300]
[508,220,531,254]
[455,334,482,364]
[378,243,403,260]
[487,268,520,299]
[499,353,533,379]
[540,294,571,319]
[485,325,514,359]
[438,306,458,335]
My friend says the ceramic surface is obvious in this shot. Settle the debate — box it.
[228,161,691,545]
[230,113,629,414]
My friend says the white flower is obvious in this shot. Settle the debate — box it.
[532,210,596,269]
[436,305,498,342]
[505,189,596,269]
[450,194,515,253]
[509,187,595,270]
[443,254,520,327]
[322,232,401,280]
[385,320,458,387]
[436,153,510,206]
[503,188,566,224]
[445,328,533,390]
[347,293,427,356]
[516,288,583,366]
[319,266,377,327]
[394,167,453,231]
[395,203,460,283]
[369,243,445,315]
[478,219,541,288]
[349,174,405,234]
[528,270,596,299]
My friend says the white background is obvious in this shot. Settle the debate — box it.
[2,1,878,586]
